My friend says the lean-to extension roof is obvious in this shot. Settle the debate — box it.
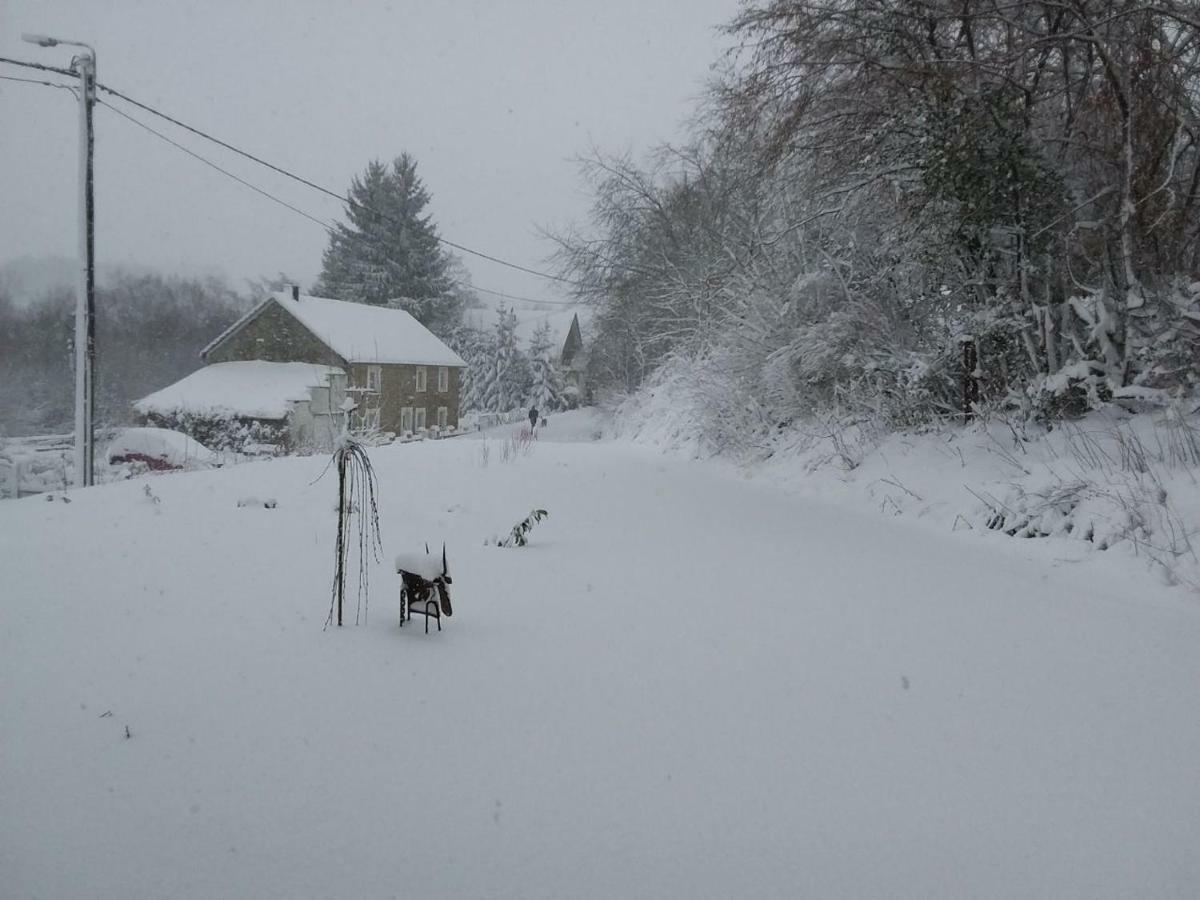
[134,361,345,420]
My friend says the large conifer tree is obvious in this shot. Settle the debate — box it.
[527,320,565,412]
[481,306,531,413]
[315,154,460,331]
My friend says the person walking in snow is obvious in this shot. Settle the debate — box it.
[528,406,539,433]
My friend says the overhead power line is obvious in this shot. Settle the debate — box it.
[96,82,579,287]
[0,55,76,79]
[0,72,76,92]
[99,98,336,232]
[6,55,587,306]
[96,99,581,308]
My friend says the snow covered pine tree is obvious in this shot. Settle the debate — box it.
[527,320,565,414]
[481,305,531,414]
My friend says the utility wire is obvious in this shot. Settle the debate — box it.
[97,99,581,308]
[99,98,336,232]
[6,60,598,299]
[0,72,77,93]
[97,82,580,287]
[0,56,76,79]
[4,54,585,306]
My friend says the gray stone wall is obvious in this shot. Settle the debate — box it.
[205,302,345,368]
[349,363,460,433]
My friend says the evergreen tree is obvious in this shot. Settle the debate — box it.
[481,306,531,413]
[527,320,565,412]
[446,325,490,413]
[315,154,460,332]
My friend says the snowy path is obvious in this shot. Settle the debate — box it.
[2,426,1198,899]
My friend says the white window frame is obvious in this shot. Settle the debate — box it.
[366,365,382,393]
[415,366,427,392]
[437,406,448,428]
[400,406,413,434]
[437,366,449,392]
[358,407,380,432]
[414,407,427,430]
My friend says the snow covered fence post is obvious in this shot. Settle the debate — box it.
[961,337,980,421]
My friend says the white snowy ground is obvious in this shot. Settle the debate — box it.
[2,411,1198,899]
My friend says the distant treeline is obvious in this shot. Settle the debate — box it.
[0,272,249,436]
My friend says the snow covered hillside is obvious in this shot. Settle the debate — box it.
[2,411,1198,899]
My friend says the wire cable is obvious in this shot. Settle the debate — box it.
[7,59,605,299]
[0,73,74,89]
[99,98,337,232]
[0,73,77,94]
[0,55,77,79]
[97,99,582,308]
[97,82,579,286]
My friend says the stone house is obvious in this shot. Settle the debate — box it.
[136,288,466,450]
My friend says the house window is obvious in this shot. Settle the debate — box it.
[366,365,382,393]
[415,366,427,392]
[400,407,413,434]
[437,366,449,392]
[437,407,448,428]
[358,407,380,432]
[414,407,427,430]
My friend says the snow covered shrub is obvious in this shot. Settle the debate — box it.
[802,411,890,472]
[1158,402,1200,469]
[606,358,718,457]
[1025,361,1113,423]
[975,412,1200,587]
[980,473,1194,585]
[957,306,1037,410]
[143,411,285,454]
[501,428,535,463]
[765,285,960,430]
[487,509,548,547]
[1122,279,1200,394]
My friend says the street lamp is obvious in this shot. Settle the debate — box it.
[22,32,97,488]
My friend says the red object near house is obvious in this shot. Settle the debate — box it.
[106,451,182,471]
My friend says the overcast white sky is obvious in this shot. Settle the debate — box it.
[0,1,741,304]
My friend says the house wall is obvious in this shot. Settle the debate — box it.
[289,372,349,451]
[205,303,345,368]
[348,363,460,434]
[205,300,461,437]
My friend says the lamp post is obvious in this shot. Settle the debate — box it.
[22,33,96,487]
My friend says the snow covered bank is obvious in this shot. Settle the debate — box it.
[608,373,1200,592]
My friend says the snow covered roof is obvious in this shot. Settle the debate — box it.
[134,361,345,420]
[203,292,466,367]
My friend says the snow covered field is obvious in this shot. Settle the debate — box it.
[2,411,1198,899]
